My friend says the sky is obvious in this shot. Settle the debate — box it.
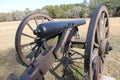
[0,0,88,13]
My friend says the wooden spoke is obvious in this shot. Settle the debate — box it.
[42,17,44,22]
[94,42,99,48]
[103,18,107,27]
[102,12,105,21]
[34,18,38,26]
[104,27,109,39]
[104,27,108,34]
[26,23,34,31]
[99,18,104,40]
[21,33,35,39]
[96,27,100,44]
[21,42,35,49]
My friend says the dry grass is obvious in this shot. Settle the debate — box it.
[106,17,120,79]
[0,17,120,80]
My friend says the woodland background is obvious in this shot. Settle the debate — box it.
[0,0,120,22]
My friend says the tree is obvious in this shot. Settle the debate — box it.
[34,8,41,12]
[24,8,32,16]
[40,9,49,15]
[53,6,64,18]
[106,0,120,16]
[6,13,13,21]
[12,11,25,21]
[83,0,88,5]
[89,0,120,17]
[42,5,55,18]
[71,6,82,18]
[1,15,7,22]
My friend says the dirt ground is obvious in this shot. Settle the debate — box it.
[0,17,120,80]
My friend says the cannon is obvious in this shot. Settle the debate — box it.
[15,5,112,80]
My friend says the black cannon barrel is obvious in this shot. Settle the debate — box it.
[34,19,86,38]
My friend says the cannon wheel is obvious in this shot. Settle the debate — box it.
[15,13,53,66]
[84,5,109,80]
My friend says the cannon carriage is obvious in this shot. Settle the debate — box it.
[15,5,112,80]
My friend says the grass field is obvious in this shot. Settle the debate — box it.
[0,17,120,80]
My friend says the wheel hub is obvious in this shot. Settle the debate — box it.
[61,56,73,65]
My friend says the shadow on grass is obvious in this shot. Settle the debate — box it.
[0,48,25,80]
[49,51,84,80]
[6,73,19,80]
